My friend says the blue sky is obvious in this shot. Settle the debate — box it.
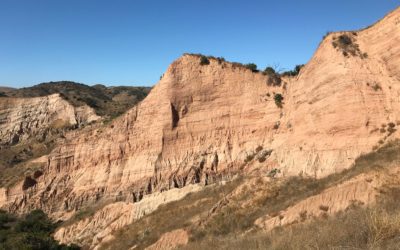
[0,0,398,88]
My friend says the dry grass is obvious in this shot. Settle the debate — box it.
[93,141,400,249]
[60,199,116,228]
[367,208,400,247]
[181,188,400,250]
[99,177,243,250]
[181,141,400,249]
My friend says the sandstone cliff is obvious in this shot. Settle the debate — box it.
[2,7,400,216]
[1,6,400,249]
[0,93,99,146]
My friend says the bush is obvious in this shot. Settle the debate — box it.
[245,63,258,72]
[264,67,276,75]
[274,93,284,108]
[264,67,282,86]
[338,34,352,46]
[332,33,364,58]
[15,210,54,233]
[0,209,80,249]
[200,56,210,66]
[281,64,304,77]
[372,83,382,91]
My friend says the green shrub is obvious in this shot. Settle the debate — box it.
[245,63,258,72]
[338,34,352,46]
[332,33,365,58]
[0,209,80,249]
[200,56,210,66]
[264,67,282,86]
[281,64,304,77]
[274,93,284,108]
[264,67,276,75]
[15,210,54,233]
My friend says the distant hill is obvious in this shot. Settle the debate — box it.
[0,87,16,97]
[2,81,151,118]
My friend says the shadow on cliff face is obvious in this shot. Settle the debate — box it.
[98,140,400,250]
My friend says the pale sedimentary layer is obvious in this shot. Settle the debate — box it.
[54,184,202,249]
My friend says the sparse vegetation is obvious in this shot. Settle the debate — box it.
[274,93,284,108]
[244,63,258,72]
[96,140,400,250]
[99,178,243,250]
[332,33,366,58]
[200,56,210,66]
[263,67,275,75]
[263,67,282,86]
[181,191,400,250]
[372,83,382,91]
[281,64,304,77]
[181,141,400,249]
[5,81,150,118]
[267,168,280,178]
[0,137,55,187]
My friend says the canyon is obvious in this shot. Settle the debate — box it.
[1,6,400,250]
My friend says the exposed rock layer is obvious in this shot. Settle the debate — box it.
[0,94,99,146]
[1,6,400,248]
[53,184,202,249]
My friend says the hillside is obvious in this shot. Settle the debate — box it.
[0,82,150,189]
[3,81,151,118]
[1,6,400,250]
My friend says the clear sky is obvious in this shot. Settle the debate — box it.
[0,0,398,88]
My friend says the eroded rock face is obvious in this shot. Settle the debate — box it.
[54,184,202,249]
[1,7,400,242]
[0,94,99,146]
